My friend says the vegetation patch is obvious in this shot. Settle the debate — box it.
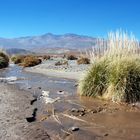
[77,57,90,65]
[67,55,77,60]
[0,52,9,69]
[11,55,25,64]
[55,60,68,66]
[79,31,140,103]
[21,56,42,67]
[43,55,51,60]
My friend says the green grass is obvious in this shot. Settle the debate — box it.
[79,31,140,103]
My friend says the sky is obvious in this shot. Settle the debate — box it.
[0,0,140,38]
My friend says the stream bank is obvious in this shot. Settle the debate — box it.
[0,64,140,140]
[0,83,51,140]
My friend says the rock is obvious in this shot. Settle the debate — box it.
[38,87,42,89]
[104,133,109,136]
[30,98,37,105]
[27,86,32,89]
[71,108,79,112]
[74,83,78,87]
[57,90,64,94]
[79,108,85,112]
[91,109,98,114]
[79,112,85,116]
[26,117,36,123]
[97,107,103,112]
[132,104,136,107]
[87,109,92,113]
[26,108,38,123]
[69,127,79,132]
[88,107,103,114]
[32,108,38,117]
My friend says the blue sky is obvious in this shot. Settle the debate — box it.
[0,0,140,38]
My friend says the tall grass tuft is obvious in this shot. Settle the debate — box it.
[79,30,140,103]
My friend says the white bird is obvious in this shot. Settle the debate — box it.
[41,90,50,97]
[39,90,60,114]
[40,90,60,104]
[43,96,60,104]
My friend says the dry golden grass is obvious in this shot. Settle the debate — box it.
[21,55,42,67]
[79,30,140,103]
[11,55,25,64]
[77,57,90,65]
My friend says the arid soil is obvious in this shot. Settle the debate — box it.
[0,83,51,140]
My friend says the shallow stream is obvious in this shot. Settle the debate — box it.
[0,64,140,140]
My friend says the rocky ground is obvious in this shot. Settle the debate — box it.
[25,59,89,80]
[0,83,51,140]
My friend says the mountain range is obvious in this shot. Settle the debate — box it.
[0,33,98,54]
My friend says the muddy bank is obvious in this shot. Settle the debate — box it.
[0,83,50,140]
[1,65,140,140]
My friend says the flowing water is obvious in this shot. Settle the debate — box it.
[0,64,140,140]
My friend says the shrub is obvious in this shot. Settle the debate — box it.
[55,60,68,66]
[0,56,9,68]
[0,52,9,63]
[21,56,42,67]
[11,55,25,64]
[77,57,90,65]
[79,30,140,103]
[43,55,51,60]
[0,52,9,69]
[67,55,77,60]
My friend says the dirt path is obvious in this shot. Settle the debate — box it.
[0,83,51,140]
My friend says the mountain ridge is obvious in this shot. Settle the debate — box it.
[0,33,98,52]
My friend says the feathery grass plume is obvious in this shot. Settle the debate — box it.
[79,30,140,103]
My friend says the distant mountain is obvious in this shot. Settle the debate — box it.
[0,33,98,53]
[5,48,33,56]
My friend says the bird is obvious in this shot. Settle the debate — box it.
[41,90,50,97]
[40,90,60,104]
[39,90,60,114]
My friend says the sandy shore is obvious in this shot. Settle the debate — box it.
[0,83,50,140]
[25,59,89,80]
[26,68,85,80]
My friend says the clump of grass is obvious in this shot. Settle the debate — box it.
[43,55,51,60]
[79,30,140,103]
[11,55,25,64]
[0,52,9,63]
[67,55,77,60]
[21,56,42,67]
[77,57,90,65]
[55,60,68,66]
[0,52,9,68]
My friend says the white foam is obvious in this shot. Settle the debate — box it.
[0,76,18,82]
